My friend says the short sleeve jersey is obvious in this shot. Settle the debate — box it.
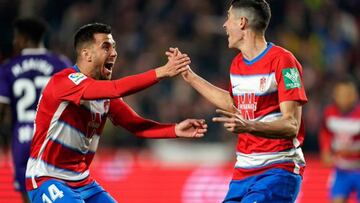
[229,43,308,179]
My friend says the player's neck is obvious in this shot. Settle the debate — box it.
[239,34,267,61]
[76,62,100,80]
[76,62,91,76]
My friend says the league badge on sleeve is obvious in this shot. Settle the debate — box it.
[282,68,301,90]
[68,72,87,85]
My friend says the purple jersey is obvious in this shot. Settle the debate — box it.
[0,48,71,191]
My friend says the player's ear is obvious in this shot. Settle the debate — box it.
[239,17,247,30]
[81,48,92,62]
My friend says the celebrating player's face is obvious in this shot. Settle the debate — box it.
[92,33,117,80]
[223,6,244,49]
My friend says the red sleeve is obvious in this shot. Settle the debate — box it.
[319,108,332,153]
[275,53,307,105]
[108,98,177,138]
[83,70,158,100]
[52,69,158,105]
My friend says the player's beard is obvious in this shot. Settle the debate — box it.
[100,66,112,80]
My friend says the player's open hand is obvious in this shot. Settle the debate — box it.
[212,108,252,134]
[175,119,207,138]
[156,48,191,79]
[166,47,194,83]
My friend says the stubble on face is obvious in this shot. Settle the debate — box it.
[92,33,117,80]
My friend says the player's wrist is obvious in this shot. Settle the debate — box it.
[183,70,196,84]
[155,66,168,80]
[174,123,180,137]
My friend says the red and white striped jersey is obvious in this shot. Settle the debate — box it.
[228,43,308,180]
[319,103,360,170]
[26,67,176,190]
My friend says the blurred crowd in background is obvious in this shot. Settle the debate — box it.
[0,0,359,152]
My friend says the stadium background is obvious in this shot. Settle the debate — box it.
[0,0,359,202]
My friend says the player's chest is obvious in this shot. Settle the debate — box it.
[78,99,110,128]
[80,99,110,114]
[230,62,278,95]
[230,72,278,96]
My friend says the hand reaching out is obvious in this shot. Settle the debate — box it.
[212,108,253,134]
[155,48,191,79]
[165,47,194,83]
[175,119,208,138]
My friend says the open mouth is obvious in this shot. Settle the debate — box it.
[104,62,114,71]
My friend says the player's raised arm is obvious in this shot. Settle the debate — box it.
[166,48,234,112]
[52,22,191,104]
[81,52,191,100]
[109,98,207,138]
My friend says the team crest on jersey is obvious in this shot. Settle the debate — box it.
[68,72,87,85]
[259,77,267,92]
[282,68,301,90]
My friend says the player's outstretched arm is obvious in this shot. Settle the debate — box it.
[109,98,207,138]
[81,51,191,100]
[166,48,234,112]
[212,101,302,139]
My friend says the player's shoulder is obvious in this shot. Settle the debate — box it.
[51,68,76,81]
[53,68,76,77]
[1,55,25,69]
[354,103,360,115]
[52,68,90,86]
[269,44,295,59]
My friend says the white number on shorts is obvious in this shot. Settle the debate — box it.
[41,184,64,203]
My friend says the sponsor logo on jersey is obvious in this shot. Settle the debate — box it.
[282,68,301,90]
[68,72,87,85]
[237,92,257,120]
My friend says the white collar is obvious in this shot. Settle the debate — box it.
[21,48,48,55]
